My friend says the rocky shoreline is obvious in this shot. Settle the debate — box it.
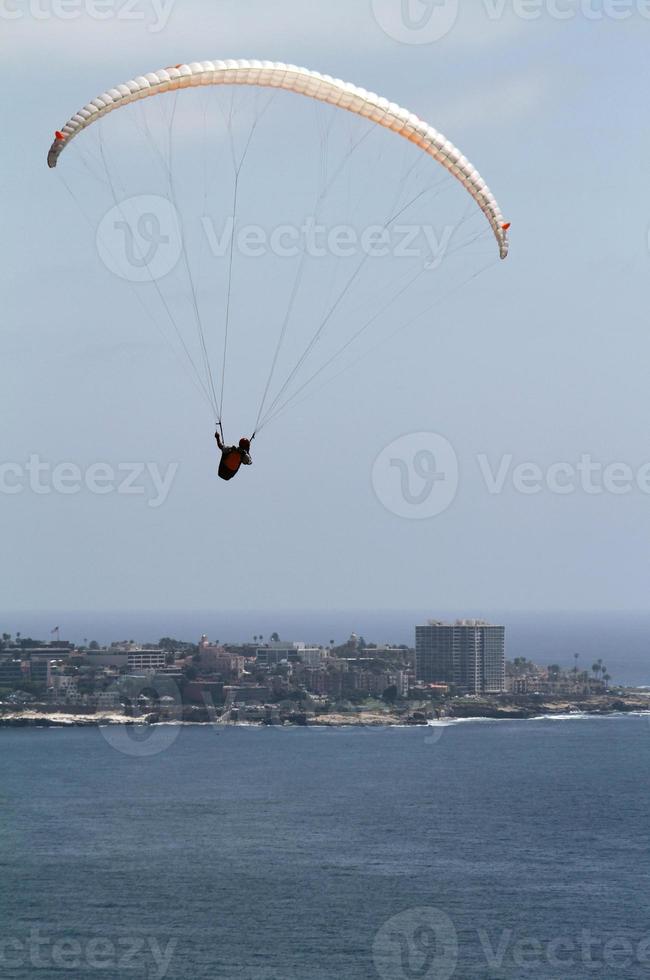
[442,692,650,721]
[0,692,648,728]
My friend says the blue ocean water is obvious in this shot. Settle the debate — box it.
[1,717,649,979]
[4,609,650,686]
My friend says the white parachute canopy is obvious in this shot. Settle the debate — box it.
[48,60,510,435]
[48,60,509,259]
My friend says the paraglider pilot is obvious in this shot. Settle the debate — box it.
[215,428,252,481]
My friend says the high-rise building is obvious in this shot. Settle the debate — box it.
[415,620,505,694]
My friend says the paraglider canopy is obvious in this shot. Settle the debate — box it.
[47,59,509,259]
[47,59,510,443]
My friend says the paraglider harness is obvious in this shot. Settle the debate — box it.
[215,422,253,481]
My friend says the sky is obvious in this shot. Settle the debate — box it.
[2,0,650,618]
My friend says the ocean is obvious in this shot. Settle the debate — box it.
[1,717,649,979]
[4,609,650,686]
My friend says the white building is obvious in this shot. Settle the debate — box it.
[127,650,167,673]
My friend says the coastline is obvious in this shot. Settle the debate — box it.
[1,692,648,729]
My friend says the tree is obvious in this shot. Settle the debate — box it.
[14,680,46,698]
[572,653,580,688]
[591,659,604,686]
[383,685,399,704]
[89,640,100,651]
[270,632,280,643]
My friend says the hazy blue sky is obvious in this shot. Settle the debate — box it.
[2,1,649,616]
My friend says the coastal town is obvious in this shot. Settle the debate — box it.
[0,620,646,727]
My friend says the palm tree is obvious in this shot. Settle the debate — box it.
[591,662,604,689]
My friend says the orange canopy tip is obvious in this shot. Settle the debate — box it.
[55,131,65,140]
[502,222,511,231]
